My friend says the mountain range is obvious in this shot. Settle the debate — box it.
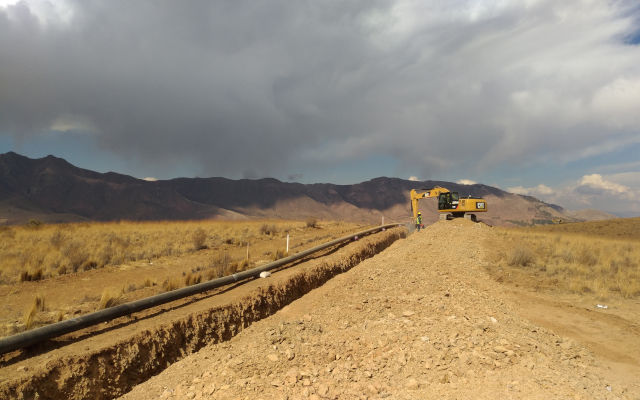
[0,152,614,226]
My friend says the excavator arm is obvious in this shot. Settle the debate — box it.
[410,186,450,219]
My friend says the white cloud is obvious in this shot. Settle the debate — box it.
[534,184,554,195]
[1,0,75,26]
[456,179,476,185]
[507,185,528,195]
[142,177,158,182]
[508,173,640,216]
[408,176,420,181]
[507,184,553,196]
[50,114,96,133]
[578,174,629,194]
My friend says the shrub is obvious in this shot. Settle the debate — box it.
[260,224,278,235]
[62,242,89,273]
[306,218,318,228]
[20,267,44,282]
[507,246,535,267]
[577,248,599,267]
[192,228,207,250]
[82,260,99,271]
[27,219,43,229]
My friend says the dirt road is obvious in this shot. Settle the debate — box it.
[122,220,636,400]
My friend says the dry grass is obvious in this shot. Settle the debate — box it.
[0,219,329,284]
[523,217,640,241]
[23,294,46,330]
[1,219,367,335]
[99,288,122,309]
[489,219,640,299]
[259,224,278,235]
[272,248,288,261]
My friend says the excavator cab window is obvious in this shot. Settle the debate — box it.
[438,192,460,210]
[438,193,451,210]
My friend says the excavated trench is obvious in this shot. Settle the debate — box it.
[0,228,405,400]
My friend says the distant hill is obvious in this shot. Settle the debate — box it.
[0,152,603,226]
[566,209,618,221]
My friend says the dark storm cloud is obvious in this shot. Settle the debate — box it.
[1,0,640,179]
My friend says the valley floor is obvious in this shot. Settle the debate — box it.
[121,219,639,399]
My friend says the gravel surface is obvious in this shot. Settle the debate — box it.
[121,220,627,400]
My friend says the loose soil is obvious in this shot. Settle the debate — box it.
[120,219,639,399]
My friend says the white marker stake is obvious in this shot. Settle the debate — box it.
[246,242,249,260]
[382,216,384,225]
[286,234,290,254]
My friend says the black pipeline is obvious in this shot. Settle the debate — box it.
[0,224,401,355]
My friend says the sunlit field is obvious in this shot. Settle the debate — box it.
[486,218,640,299]
[0,219,367,335]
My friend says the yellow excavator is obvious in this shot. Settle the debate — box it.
[410,186,487,222]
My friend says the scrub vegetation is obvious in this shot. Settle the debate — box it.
[487,218,640,299]
[0,219,365,335]
[0,220,355,284]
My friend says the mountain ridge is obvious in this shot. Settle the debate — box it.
[0,152,613,225]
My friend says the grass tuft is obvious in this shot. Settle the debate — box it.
[99,288,122,309]
[162,278,182,292]
[184,272,202,286]
[507,246,535,267]
[23,294,46,330]
[272,248,287,261]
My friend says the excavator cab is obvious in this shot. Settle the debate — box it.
[438,192,459,210]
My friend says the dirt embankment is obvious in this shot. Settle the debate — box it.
[0,228,405,400]
[122,219,637,400]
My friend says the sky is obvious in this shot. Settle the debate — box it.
[1,0,639,216]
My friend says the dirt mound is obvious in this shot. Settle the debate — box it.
[122,220,633,399]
